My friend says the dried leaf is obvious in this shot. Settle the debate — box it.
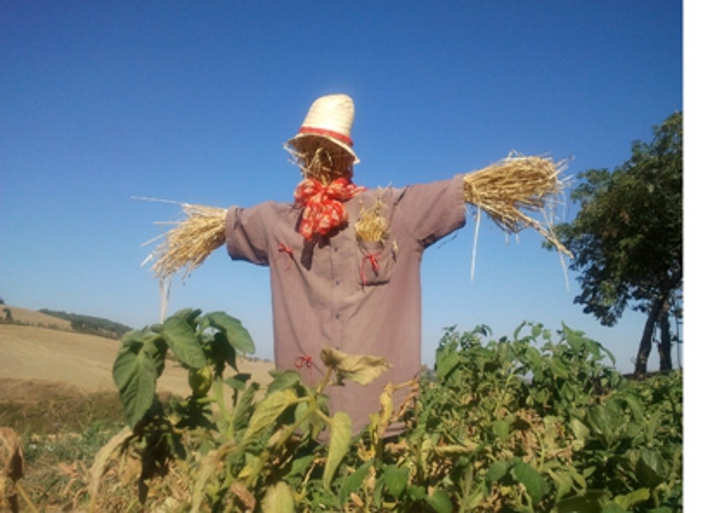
[88,427,133,511]
[190,445,230,513]
[0,427,24,481]
[262,481,295,513]
[320,347,392,386]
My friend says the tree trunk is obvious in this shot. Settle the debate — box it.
[634,270,681,377]
[634,307,657,378]
[658,301,673,371]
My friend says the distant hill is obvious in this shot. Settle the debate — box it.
[1,306,72,330]
[39,309,134,339]
[0,305,134,340]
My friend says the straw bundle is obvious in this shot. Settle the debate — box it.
[285,140,354,183]
[463,153,571,257]
[140,199,227,282]
[355,196,389,243]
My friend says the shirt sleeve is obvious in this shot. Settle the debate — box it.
[396,173,467,247]
[224,203,272,265]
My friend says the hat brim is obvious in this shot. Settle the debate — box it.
[286,133,360,164]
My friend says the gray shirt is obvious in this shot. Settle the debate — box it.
[225,174,466,435]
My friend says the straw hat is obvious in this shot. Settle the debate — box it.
[286,94,360,164]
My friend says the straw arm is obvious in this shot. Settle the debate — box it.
[462,155,572,258]
[142,203,228,282]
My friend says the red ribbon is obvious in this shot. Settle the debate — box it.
[295,355,313,369]
[277,242,295,270]
[360,252,380,286]
[295,354,314,382]
[294,177,365,240]
[298,126,354,147]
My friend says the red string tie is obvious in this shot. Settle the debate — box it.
[278,242,295,270]
[294,355,313,369]
[360,252,380,286]
[295,354,314,383]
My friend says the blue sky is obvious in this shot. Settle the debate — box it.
[1,1,687,374]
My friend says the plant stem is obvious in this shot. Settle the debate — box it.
[316,366,334,394]
[212,372,232,439]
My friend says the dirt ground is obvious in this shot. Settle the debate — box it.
[0,306,274,403]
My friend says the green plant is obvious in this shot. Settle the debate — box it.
[92,308,391,512]
[91,313,682,512]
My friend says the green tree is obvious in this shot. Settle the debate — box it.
[554,112,682,376]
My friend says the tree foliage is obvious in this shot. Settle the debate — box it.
[554,112,682,374]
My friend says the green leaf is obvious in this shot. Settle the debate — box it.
[323,411,352,489]
[486,460,510,483]
[556,490,609,513]
[408,485,427,501]
[569,417,590,441]
[549,357,570,378]
[262,482,295,513]
[241,389,298,446]
[525,345,543,370]
[425,489,454,513]
[513,322,527,340]
[547,468,574,502]
[112,339,160,428]
[171,308,203,326]
[163,315,207,369]
[436,348,462,380]
[224,373,251,392]
[613,487,650,510]
[565,327,586,353]
[202,311,255,354]
[210,331,237,370]
[492,419,510,443]
[623,394,645,421]
[232,382,259,432]
[512,461,547,505]
[600,503,627,513]
[288,454,316,479]
[635,449,666,487]
[267,370,303,394]
[585,405,618,447]
[383,465,409,498]
[338,461,373,506]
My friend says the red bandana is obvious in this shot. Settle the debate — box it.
[294,177,365,240]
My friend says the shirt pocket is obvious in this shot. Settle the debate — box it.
[357,240,396,287]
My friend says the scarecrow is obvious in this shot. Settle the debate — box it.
[145,94,570,437]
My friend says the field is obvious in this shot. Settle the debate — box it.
[0,306,274,511]
[0,306,274,396]
[1,307,682,512]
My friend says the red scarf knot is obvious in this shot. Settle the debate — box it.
[294,177,365,240]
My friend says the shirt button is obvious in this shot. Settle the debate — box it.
[335,280,341,286]
[333,246,339,252]
[335,313,341,319]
